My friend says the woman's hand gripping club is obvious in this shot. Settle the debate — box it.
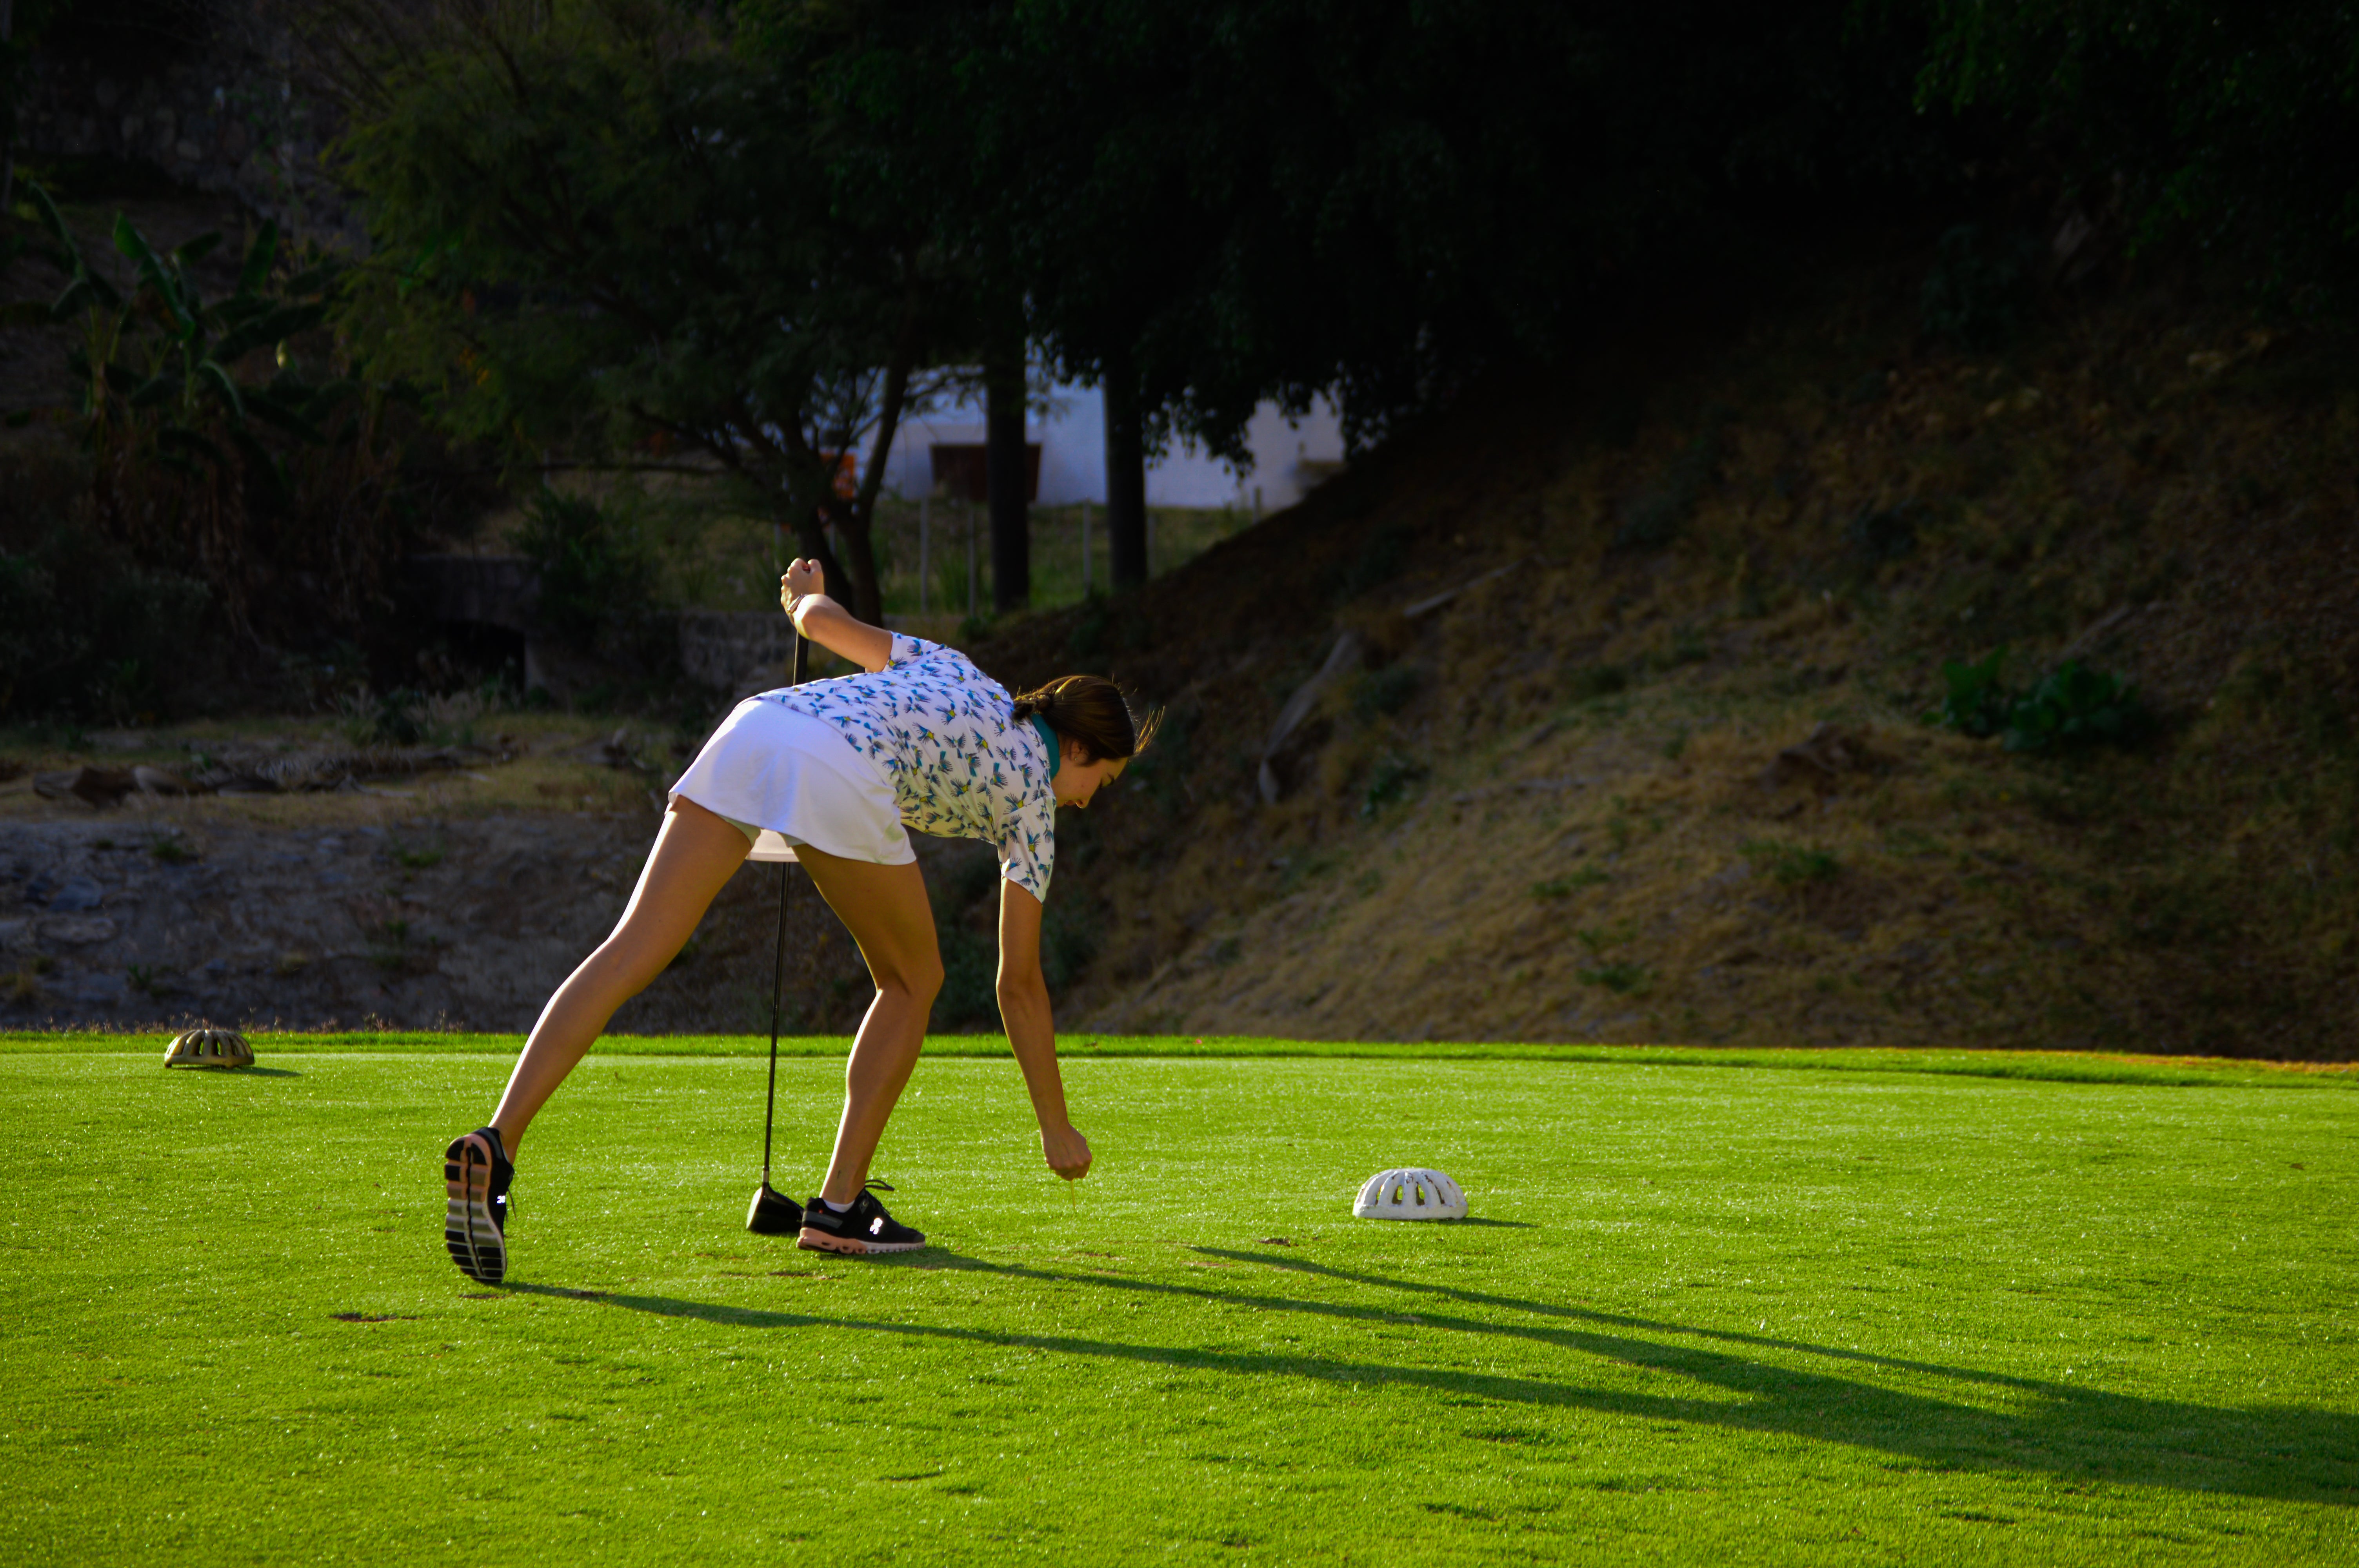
[779,558,892,673]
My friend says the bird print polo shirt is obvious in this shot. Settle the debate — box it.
[758,635,1057,902]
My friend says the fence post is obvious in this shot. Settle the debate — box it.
[919,496,930,615]
[966,501,978,617]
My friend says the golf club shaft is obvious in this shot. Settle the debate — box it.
[759,630,811,1187]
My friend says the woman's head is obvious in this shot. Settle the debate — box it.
[1012,675,1159,808]
[1010,675,1157,763]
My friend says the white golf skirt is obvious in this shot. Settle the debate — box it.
[669,697,915,867]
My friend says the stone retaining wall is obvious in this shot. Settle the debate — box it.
[14,7,358,249]
[408,555,793,697]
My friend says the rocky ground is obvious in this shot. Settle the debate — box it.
[0,721,877,1036]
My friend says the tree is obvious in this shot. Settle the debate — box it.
[992,0,1936,585]
[736,0,1040,608]
[335,1,970,626]
[1914,0,2359,301]
[984,324,1029,611]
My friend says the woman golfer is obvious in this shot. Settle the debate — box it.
[442,559,1145,1283]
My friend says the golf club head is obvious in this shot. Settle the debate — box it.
[747,1180,801,1236]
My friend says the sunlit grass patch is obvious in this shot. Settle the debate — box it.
[4,1044,2354,1563]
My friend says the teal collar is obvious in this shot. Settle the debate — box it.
[1030,715,1061,780]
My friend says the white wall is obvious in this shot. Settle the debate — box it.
[878,379,1345,513]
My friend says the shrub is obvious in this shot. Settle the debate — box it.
[2003,661,2150,753]
[1930,647,2013,739]
[1927,648,2150,753]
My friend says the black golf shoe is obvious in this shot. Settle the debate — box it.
[443,1127,514,1285]
[798,1181,925,1256]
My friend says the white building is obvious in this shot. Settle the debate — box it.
[878,380,1346,512]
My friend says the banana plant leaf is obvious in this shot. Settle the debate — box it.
[196,361,247,419]
[49,275,94,319]
[285,261,343,298]
[174,232,224,268]
[26,183,76,256]
[237,222,280,298]
[113,215,193,333]
[213,304,327,366]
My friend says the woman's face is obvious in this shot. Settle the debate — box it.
[1052,741,1128,808]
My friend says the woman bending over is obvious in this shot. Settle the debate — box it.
[440,559,1149,1282]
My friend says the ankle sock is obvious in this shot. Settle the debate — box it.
[821,1196,853,1213]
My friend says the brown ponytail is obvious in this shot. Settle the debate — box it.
[1010,675,1159,763]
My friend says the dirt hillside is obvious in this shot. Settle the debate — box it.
[966,242,2359,1058]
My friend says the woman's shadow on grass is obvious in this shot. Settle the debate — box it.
[507,1249,2356,1508]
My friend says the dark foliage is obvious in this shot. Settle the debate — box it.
[511,489,676,678]
[1915,0,2359,304]
[1929,647,2150,753]
[2004,660,2150,754]
[1930,647,2015,739]
[3,186,402,645]
[0,525,215,720]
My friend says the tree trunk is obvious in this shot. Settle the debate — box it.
[783,467,847,621]
[985,330,1029,613]
[836,345,915,630]
[1103,340,1148,591]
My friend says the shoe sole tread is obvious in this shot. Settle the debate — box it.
[443,1135,507,1285]
[796,1225,925,1256]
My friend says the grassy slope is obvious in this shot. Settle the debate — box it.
[3,1047,2353,1564]
[960,238,2359,1058]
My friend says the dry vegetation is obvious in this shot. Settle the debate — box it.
[969,243,2359,1058]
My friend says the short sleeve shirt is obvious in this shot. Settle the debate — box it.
[758,635,1057,902]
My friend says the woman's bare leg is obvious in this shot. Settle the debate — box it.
[788,847,943,1204]
[489,797,750,1152]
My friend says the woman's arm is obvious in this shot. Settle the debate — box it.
[779,559,893,673]
[997,879,1093,1181]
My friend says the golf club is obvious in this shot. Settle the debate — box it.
[746,628,810,1236]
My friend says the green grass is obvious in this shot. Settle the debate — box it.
[5,1040,2356,1563]
[16,1032,2357,1088]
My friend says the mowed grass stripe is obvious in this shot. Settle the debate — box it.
[3,1052,2353,1565]
[7,1031,2357,1090]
